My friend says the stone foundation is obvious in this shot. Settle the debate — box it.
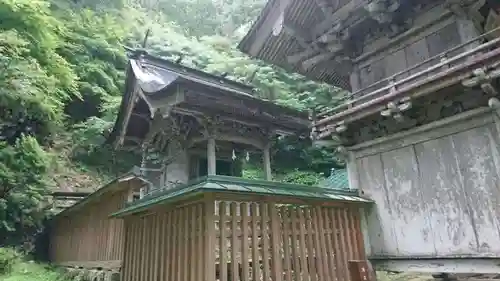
[61,267,120,281]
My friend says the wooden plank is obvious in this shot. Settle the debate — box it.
[323,208,338,281]
[205,198,217,281]
[241,203,250,281]
[220,202,228,281]
[380,146,435,256]
[356,154,401,256]
[167,210,175,281]
[298,208,309,280]
[251,203,260,281]
[413,135,477,256]
[281,207,292,281]
[173,209,180,281]
[384,49,408,80]
[315,207,329,281]
[290,207,302,281]
[261,203,271,281]
[231,203,240,281]
[306,209,319,281]
[335,209,348,281]
[197,204,204,281]
[426,22,462,58]
[404,38,431,76]
[450,125,500,254]
[352,209,366,260]
[183,207,189,281]
[190,206,197,281]
[270,204,283,281]
[159,212,167,281]
[346,209,358,259]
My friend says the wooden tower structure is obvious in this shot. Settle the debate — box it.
[239,0,500,276]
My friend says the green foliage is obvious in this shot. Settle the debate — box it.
[0,248,66,281]
[278,170,323,186]
[0,136,51,246]
[0,0,347,249]
[0,248,20,275]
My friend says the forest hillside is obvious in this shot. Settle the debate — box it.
[0,0,347,247]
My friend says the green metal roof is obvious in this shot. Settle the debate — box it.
[111,175,371,218]
[320,169,350,191]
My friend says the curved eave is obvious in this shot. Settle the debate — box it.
[107,55,311,149]
[238,0,351,90]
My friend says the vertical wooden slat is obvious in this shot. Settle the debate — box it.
[354,210,366,260]
[251,203,260,281]
[270,204,283,281]
[190,206,197,281]
[123,219,132,281]
[305,209,317,281]
[261,203,271,281]
[132,218,141,281]
[298,208,309,280]
[241,203,250,281]
[231,202,240,281]
[140,218,147,281]
[159,212,167,281]
[205,198,216,281]
[176,209,183,281]
[311,208,324,281]
[343,209,354,262]
[171,209,179,281]
[322,208,337,281]
[334,209,348,281]
[313,208,329,281]
[289,207,301,281]
[167,210,175,281]
[282,207,292,281]
[197,204,204,281]
[220,202,228,281]
[153,214,161,281]
[144,216,151,281]
[183,207,190,281]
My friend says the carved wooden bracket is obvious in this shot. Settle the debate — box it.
[488,97,500,117]
[380,97,412,122]
[364,0,400,24]
[462,67,500,96]
[336,145,349,162]
[445,0,486,31]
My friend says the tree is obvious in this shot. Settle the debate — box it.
[0,136,50,246]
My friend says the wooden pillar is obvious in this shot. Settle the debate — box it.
[263,142,272,181]
[207,138,216,175]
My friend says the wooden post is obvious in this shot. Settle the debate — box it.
[207,138,216,175]
[263,142,272,180]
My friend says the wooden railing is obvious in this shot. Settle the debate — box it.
[315,26,500,123]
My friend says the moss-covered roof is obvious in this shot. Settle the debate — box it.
[111,175,371,217]
[320,169,349,191]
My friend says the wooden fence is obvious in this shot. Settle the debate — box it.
[122,200,365,281]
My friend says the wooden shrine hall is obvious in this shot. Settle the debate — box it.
[238,0,500,276]
[48,49,373,281]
